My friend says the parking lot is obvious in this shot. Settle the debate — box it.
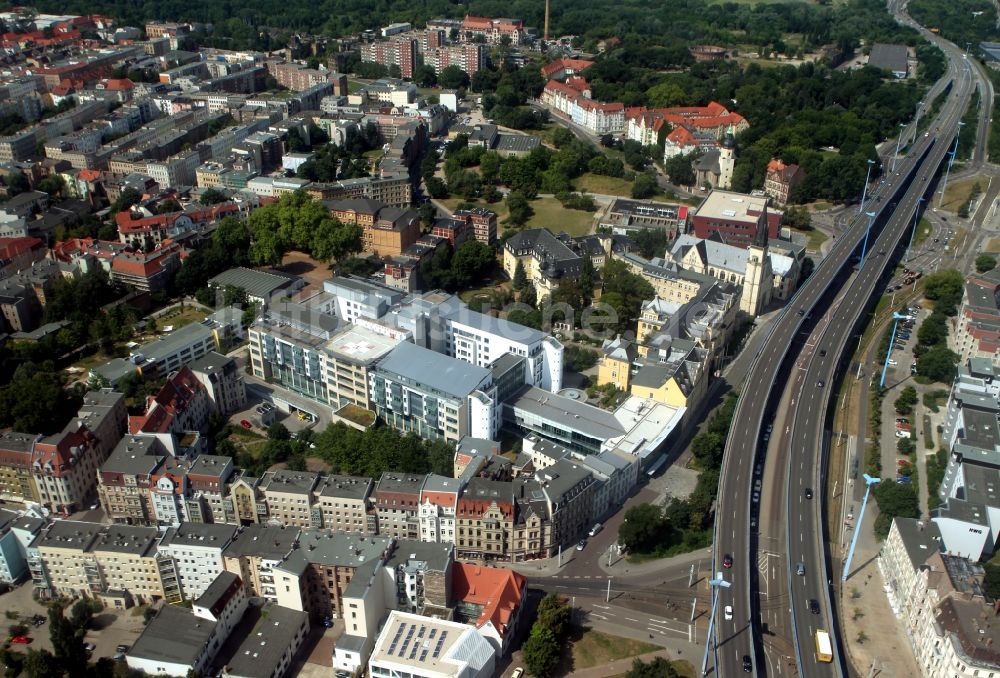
[0,581,151,662]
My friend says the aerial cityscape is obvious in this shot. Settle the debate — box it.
[0,0,995,676]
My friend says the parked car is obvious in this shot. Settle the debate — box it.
[576,539,587,551]
[10,636,31,644]
[511,670,525,678]
[724,605,733,620]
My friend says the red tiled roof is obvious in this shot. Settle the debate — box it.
[541,58,595,78]
[452,563,526,640]
[0,235,43,261]
[77,169,102,182]
[131,366,205,434]
[102,78,134,91]
[564,76,590,93]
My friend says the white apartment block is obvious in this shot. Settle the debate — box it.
[157,523,238,601]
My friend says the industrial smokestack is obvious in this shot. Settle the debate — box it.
[544,0,550,42]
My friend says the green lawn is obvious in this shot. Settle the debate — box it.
[156,307,209,331]
[567,629,659,670]
[528,197,597,236]
[574,173,635,197]
[793,227,829,252]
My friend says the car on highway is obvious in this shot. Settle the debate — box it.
[808,599,820,614]
[723,554,733,568]
[576,539,587,551]
[817,379,825,388]
[724,605,733,621]
[819,349,827,357]
[743,655,753,672]
[804,487,813,499]
[797,309,805,316]
[796,562,806,576]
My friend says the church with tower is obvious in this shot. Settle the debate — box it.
[693,132,737,191]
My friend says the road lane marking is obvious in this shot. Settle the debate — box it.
[625,617,639,622]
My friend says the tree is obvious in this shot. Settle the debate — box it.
[413,64,437,87]
[200,188,229,205]
[917,312,949,346]
[425,176,449,199]
[505,191,534,226]
[267,422,291,440]
[552,127,576,148]
[619,503,669,553]
[922,269,964,315]
[873,481,920,538]
[977,254,997,273]
[22,649,61,678]
[579,254,595,300]
[521,624,560,678]
[600,259,656,332]
[512,261,528,291]
[985,550,1000,599]
[222,285,248,309]
[632,173,657,199]
[48,601,86,674]
[894,386,918,415]
[916,344,959,382]
[157,198,183,214]
[451,241,495,289]
[438,65,470,90]
[626,657,680,678]
[536,594,571,637]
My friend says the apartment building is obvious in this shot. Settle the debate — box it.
[127,573,243,677]
[370,342,498,443]
[0,509,29,583]
[455,478,514,562]
[881,517,1000,677]
[157,522,238,601]
[952,269,1000,366]
[535,459,597,551]
[222,525,300,601]
[359,38,418,79]
[189,352,248,416]
[31,521,164,604]
[31,426,106,515]
[763,158,804,205]
[247,300,341,406]
[932,360,1000,560]
[424,44,486,75]
[325,324,402,411]
[260,470,321,528]
[374,473,425,540]
[273,531,392,621]
[418,474,462,544]
[0,432,39,504]
[315,475,375,534]
[451,563,526,655]
[222,604,309,678]
[97,436,168,525]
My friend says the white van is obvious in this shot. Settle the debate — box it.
[588,523,603,537]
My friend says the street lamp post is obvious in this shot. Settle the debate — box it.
[859,158,877,215]
[880,311,911,389]
[859,211,877,268]
[906,197,926,260]
[842,474,882,581]
[938,121,965,208]
[892,123,907,173]
[701,571,731,677]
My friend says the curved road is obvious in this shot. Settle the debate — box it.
[711,9,977,677]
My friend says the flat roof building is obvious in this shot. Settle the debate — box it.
[368,610,496,678]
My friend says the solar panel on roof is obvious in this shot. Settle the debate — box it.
[419,649,428,661]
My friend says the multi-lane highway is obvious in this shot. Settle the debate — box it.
[711,9,977,676]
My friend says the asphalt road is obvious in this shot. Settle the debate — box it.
[710,13,975,678]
